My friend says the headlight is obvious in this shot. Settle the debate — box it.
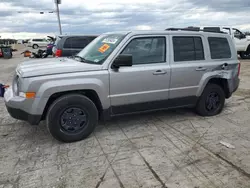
[13,76,20,96]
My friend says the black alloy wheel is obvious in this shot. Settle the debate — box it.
[60,107,88,134]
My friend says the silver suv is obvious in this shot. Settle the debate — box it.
[3,29,240,142]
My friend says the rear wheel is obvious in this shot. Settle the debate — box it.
[196,84,225,116]
[33,44,39,49]
[46,94,98,142]
[240,51,250,59]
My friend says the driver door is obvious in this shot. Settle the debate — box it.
[233,28,247,51]
[109,36,171,115]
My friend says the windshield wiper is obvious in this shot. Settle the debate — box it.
[74,55,98,64]
[74,55,86,62]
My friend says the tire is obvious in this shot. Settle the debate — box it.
[42,53,48,58]
[240,51,250,59]
[46,94,98,142]
[33,44,39,49]
[196,84,225,116]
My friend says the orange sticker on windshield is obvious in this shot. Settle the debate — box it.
[98,44,110,53]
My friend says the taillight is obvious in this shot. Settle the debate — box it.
[237,62,241,77]
[55,49,62,57]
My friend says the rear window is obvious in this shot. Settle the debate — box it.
[208,37,231,59]
[55,36,63,45]
[173,36,204,62]
[64,37,90,49]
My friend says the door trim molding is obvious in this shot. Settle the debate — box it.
[111,96,197,115]
[109,88,170,98]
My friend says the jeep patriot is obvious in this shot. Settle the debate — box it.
[3,29,240,142]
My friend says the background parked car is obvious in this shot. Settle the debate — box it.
[23,39,30,44]
[52,35,98,57]
[52,35,64,55]
[17,39,23,44]
[27,38,50,49]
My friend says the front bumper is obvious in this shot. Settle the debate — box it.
[4,87,41,125]
[6,105,41,125]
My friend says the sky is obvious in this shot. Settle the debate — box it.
[0,0,249,39]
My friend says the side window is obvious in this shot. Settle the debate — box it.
[64,38,73,48]
[64,37,89,49]
[88,36,97,42]
[33,39,43,42]
[233,29,242,39]
[208,37,231,59]
[121,37,166,65]
[77,38,89,48]
[233,29,246,39]
[173,36,204,62]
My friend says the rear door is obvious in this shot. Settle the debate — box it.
[62,37,90,57]
[169,35,233,102]
[169,35,209,101]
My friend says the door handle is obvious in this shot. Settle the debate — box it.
[153,70,167,75]
[195,67,207,71]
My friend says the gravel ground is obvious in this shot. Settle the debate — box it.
[0,53,250,188]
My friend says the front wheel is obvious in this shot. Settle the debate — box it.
[46,94,98,142]
[196,84,225,116]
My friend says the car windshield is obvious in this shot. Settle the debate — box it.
[76,34,125,64]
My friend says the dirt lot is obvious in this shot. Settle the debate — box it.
[0,53,250,188]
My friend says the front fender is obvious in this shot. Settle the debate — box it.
[30,78,109,115]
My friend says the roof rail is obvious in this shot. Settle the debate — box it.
[165,26,226,34]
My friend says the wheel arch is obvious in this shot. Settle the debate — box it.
[246,44,250,53]
[41,89,103,120]
[197,77,231,99]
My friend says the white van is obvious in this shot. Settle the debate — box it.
[27,38,50,49]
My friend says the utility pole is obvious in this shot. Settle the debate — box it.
[54,0,62,35]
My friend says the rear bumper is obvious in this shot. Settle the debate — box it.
[227,77,240,98]
[6,105,41,125]
[233,77,240,93]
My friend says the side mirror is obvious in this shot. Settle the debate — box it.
[112,54,132,69]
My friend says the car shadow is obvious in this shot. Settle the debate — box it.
[18,107,198,144]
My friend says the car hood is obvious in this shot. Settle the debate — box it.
[17,58,103,78]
